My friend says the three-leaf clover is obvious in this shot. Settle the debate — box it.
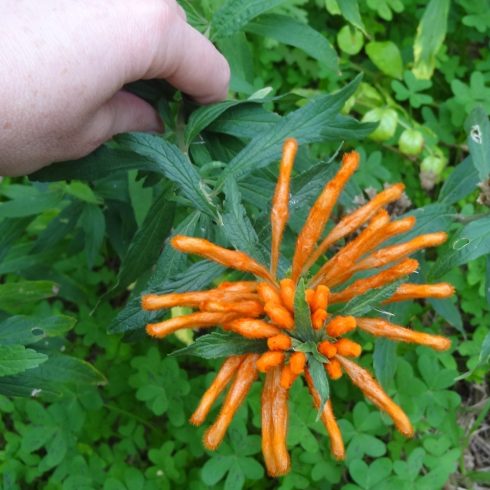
[392,71,433,108]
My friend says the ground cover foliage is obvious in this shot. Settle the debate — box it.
[1,0,489,488]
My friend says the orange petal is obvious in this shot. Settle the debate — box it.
[325,359,343,380]
[337,355,414,437]
[304,369,345,460]
[279,279,296,312]
[312,308,328,330]
[326,315,356,337]
[318,340,337,359]
[203,354,259,450]
[292,151,359,282]
[356,317,451,351]
[304,183,405,273]
[146,311,238,338]
[256,351,286,373]
[224,318,281,339]
[335,338,362,358]
[264,302,295,329]
[257,282,282,305]
[270,139,298,278]
[171,236,275,284]
[190,355,245,426]
[289,352,307,375]
[384,282,455,303]
[267,334,292,351]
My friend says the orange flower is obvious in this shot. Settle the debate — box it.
[141,138,453,477]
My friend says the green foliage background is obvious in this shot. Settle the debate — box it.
[1,0,489,488]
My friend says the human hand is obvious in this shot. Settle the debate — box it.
[0,0,230,176]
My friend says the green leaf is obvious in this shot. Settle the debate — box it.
[208,104,280,139]
[0,185,63,218]
[221,177,265,262]
[0,315,76,346]
[307,355,330,417]
[439,156,479,205]
[412,0,450,79]
[0,355,106,398]
[428,298,464,334]
[115,133,218,217]
[219,74,372,183]
[0,345,47,377]
[79,204,106,268]
[373,338,397,390]
[340,281,402,316]
[392,71,433,108]
[185,100,244,146]
[63,181,102,204]
[31,146,155,182]
[467,471,490,485]
[431,215,490,278]
[211,0,287,39]
[366,41,403,79]
[112,189,175,292]
[202,455,233,485]
[465,106,490,181]
[293,279,314,342]
[479,331,490,365]
[170,331,267,359]
[0,281,58,312]
[245,14,338,73]
[337,0,367,35]
[128,170,153,227]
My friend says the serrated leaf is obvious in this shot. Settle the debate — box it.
[308,355,330,417]
[339,281,402,316]
[221,177,265,263]
[211,0,287,39]
[245,14,338,73]
[373,338,397,389]
[293,279,314,342]
[112,190,175,292]
[115,133,218,217]
[412,0,450,79]
[170,331,267,359]
[218,75,373,183]
[431,215,490,278]
[439,156,479,205]
[465,106,490,181]
[0,315,76,346]
[0,345,48,377]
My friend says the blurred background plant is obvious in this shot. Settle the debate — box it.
[0,0,489,488]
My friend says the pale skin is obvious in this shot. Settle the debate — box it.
[0,0,230,176]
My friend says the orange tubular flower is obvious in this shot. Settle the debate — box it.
[141,139,454,477]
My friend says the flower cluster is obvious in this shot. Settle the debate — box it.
[141,139,454,477]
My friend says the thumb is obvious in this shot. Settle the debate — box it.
[83,90,163,149]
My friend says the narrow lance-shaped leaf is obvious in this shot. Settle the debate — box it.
[293,279,314,342]
[115,133,219,218]
[438,156,479,205]
[337,0,367,35]
[339,281,402,317]
[218,74,373,183]
[245,14,338,73]
[373,338,397,390]
[431,215,490,278]
[111,189,176,292]
[412,0,450,79]
[465,106,490,182]
[308,355,330,418]
[170,331,267,359]
[221,177,266,263]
